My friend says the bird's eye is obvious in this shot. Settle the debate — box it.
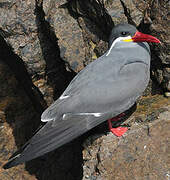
[121,32,128,36]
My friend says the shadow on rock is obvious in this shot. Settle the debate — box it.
[26,139,83,180]
[0,33,46,149]
[59,0,114,63]
[62,0,114,42]
[24,1,83,180]
[0,33,46,114]
[138,20,164,95]
[34,0,76,100]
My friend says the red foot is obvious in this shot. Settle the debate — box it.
[108,113,128,137]
[110,127,128,137]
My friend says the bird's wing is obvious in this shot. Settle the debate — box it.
[41,59,149,121]
[3,61,149,169]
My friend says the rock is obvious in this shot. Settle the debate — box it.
[124,0,170,92]
[82,105,170,180]
[106,0,170,92]
[0,0,169,179]
[148,1,170,92]
[0,34,83,180]
[0,60,41,179]
[1,0,169,99]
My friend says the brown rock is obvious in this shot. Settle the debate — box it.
[0,60,40,179]
[82,105,170,180]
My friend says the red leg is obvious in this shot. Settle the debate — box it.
[107,113,128,137]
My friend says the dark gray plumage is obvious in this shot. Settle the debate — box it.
[4,24,158,169]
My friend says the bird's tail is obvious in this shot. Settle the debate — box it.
[3,124,45,169]
[3,141,30,169]
[3,153,22,169]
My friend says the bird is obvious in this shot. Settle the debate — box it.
[3,23,160,169]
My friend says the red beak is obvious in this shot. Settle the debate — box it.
[132,31,160,43]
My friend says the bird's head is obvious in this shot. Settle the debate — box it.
[109,24,160,47]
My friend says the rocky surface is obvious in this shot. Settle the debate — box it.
[0,59,41,179]
[82,103,170,180]
[0,0,169,179]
